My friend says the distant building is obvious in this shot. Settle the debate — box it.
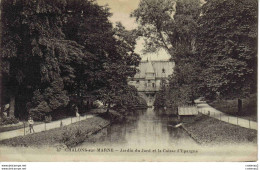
[128,60,175,106]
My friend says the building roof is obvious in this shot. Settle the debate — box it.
[134,60,175,79]
[146,60,155,73]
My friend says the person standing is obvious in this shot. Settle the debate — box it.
[75,106,80,117]
[28,117,35,133]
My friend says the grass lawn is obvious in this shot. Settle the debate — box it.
[183,114,257,145]
[209,94,257,122]
[0,116,110,148]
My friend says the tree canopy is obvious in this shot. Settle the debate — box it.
[196,0,257,99]
[132,0,201,106]
[1,0,140,119]
[133,0,257,106]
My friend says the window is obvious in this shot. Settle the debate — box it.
[152,83,155,87]
[148,80,150,83]
[162,68,165,73]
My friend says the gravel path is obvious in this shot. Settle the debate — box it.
[195,99,257,130]
[0,115,95,141]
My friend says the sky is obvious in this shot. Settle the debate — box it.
[96,0,171,61]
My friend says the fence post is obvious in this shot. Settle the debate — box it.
[60,120,63,127]
[24,122,25,136]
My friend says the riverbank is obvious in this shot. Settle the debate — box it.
[181,114,257,145]
[0,116,110,148]
[208,94,257,122]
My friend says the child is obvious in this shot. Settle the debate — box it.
[28,117,35,133]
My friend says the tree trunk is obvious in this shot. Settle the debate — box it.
[9,95,15,117]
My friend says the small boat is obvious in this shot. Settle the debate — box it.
[174,123,183,128]
[168,123,183,128]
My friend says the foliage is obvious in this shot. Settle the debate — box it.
[133,0,257,105]
[60,126,85,148]
[209,94,257,120]
[28,79,69,120]
[1,0,83,118]
[96,23,141,112]
[154,79,167,108]
[0,116,19,125]
[168,55,202,106]
[62,2,141,113]
[44,115,52,123]
[196,0,257,99]
[131,0,175,54]
[112,85,147,111]
[1,0,140,119]
[131,0,201,58]
[132,0,201,106]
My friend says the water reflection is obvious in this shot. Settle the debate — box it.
[81,108,197,148]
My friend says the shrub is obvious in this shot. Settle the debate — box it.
[60,126,86,148]
[28,79,70,121]
[0,116,19,125]
[44,115,52,123]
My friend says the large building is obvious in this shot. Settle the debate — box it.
[128,60,175,106]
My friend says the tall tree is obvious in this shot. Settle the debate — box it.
[131,0,201,60]
[132,0,202,106]
[1,0,84,118]
[62,2,141,112]
[1,0,141,119]
[97,23,141,113]
[196,0,257,99]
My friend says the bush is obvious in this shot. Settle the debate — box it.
[0,116,19,125]
[60,126,86,148]
[44,115,52,123]
[28,79,70,121]
[29,108,45,121]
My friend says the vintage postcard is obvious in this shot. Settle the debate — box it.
[0,0,257,162]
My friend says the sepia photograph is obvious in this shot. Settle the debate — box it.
[0,0,257,162]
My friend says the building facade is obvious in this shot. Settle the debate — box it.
[128,60,175,106]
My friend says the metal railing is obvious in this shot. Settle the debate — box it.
[198,109,257,130]
[22,115,92,136]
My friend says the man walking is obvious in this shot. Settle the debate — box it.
[28,117,35,133]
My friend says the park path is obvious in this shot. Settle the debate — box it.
[195,99,257,130]
[0,115,95,141]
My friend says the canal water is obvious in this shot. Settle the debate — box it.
[80,108,198,148]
